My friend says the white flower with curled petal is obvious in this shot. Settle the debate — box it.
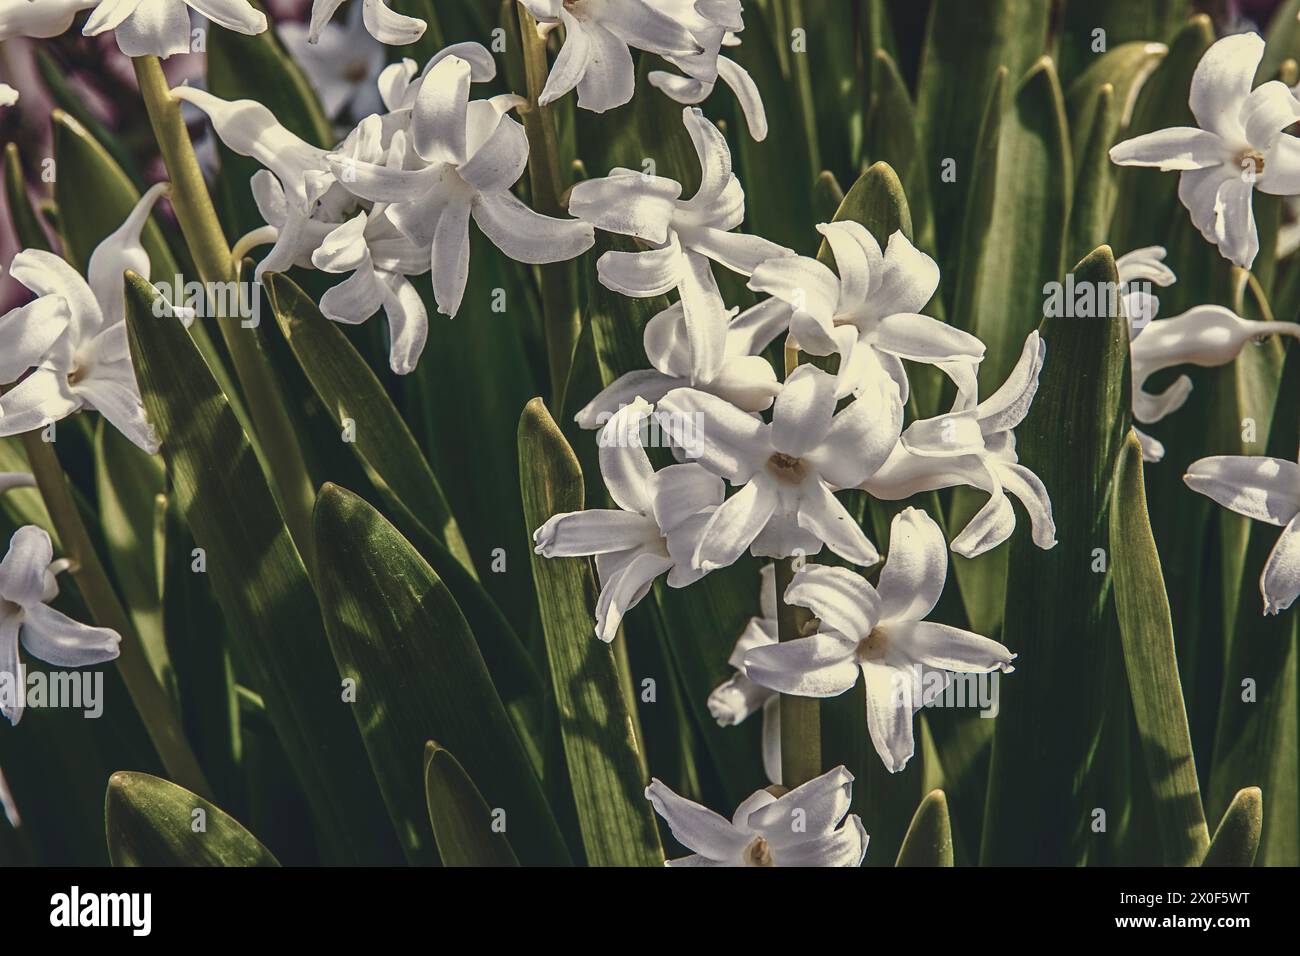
[0,184,172,454]
[519,0,701,113]
[1185,455,1300,614]
[748,223,985,402]
[574,295,786,429]
[645,764,867,866]
[570,107,790,386]
[533,399,723,642]
[743,509,1016,773]
[0,526,122,725]
[280,1,385,123]
[707,562,781,784]
[1114,246,1300,462]
[0,1,94,42]
[862,332,1056,559]
[72,0,268,58]
[1109,33,1300,270]
[655,363,902,570]
[324,54,595,317]
[307,0,424,46]
[647,0,767,140]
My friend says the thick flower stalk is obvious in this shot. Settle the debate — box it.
[645,764,868,866]
[1109,32,1300,270]
[743,509,1017,772]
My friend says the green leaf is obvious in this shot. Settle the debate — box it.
[264,274,473,574]
[1064,40,1169,150]
[124,272,403,865]
[424,742,521,867]
[312,483,568,866]
[915,0,1052,269]
[1067,82,1118,267]
[864,50,933,254]
[519,398,665,866]
[981,246,1131,865]
[106,772,278,867]
[3,144,51,251]
[895,790,955,867]
[1057,1,1189,88]
[1110,431,1211,865]
[1201,788,1263,867]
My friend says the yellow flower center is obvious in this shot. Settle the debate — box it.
[858,626,888,662]
[766,452,807,484]
[1240,150,1266,175]
[744,836,775,866]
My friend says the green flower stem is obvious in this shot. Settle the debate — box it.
[777,341,821,786]
[132,55,318,568]
[515,6,582,408]
[18,430,212,800]
[783,0,821,176]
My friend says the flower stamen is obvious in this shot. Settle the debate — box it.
[744,836,775,866]
[766,452,807,484]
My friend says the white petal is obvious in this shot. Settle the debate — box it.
[655,386,770,483]
[411,55,470,164]
[747,764,855,838]
[862,661,916,773]
[431,197,472,318]
[875,507,947,623]
[540,10,593,106]
[742,632,860,697]
[876,230,940,314]
[708,672,774,726]
[975,330,1046,434]
[1242,81,1300,150]
[783,562,879,641]
[648,462,725,533]
[574,370,680,430]
[950,487,1018,559]
[458,111,529,192]
[1262,516,1300,615]
[761,695,782,785]
[74,375,158,454]
[0,610,21,725]
[0,368,82,439]
[816,220,878,311]
[594,549,673,641]
[568,170,682,243]
[597,399,656,514]
[1189,32,1264,141]
[676,251,729,384]
[1132,305,1300,382]
[1184,455,1300,526]
[771,364,836,457]
[113,0,190,58]
[360,0,425,45]
[185,0,267,35]
[376,272,428,375]
[796,480,881,567]
[1214,175,1259,269]
[0,297,71,384]
[892,620,1015,673]
[573,20,636,113]
[694,478,777,571]
[1259,135,1300,195]
[804,369,903,487]
[319,263,386,325]
[644,778,749,861]
[0,526,53,608]
[708,356,781,412]
[773,814,868,866]
[596,238,685,298]
[747,254,840,337]
[997,462,1057,550]
[686,226,790,277]
[471,190,595,264]
[725,297,791,357]
[1108,127,1228,170]
[19,603,121,667]
[717,56,767,140]
[874,312,985,365]
[533,510,659,557]
[8,249,101,343]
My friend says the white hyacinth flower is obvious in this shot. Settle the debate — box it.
[0,1,94,42]
[748,223,985,401]
[532,399,723,642]
[1130,303,1300,464]
[707,562,781,785]
[573,295,786,429]
[0,526,122,725]
[645,764,868,866]
[1185,455,1300,614]
[307,0,424,46]
[325,54,595,318]
[862,331,1056,559]
[280,1,386,123]
[519,0,701,113]
[647,0,768,140]
[1116,246,1177,461]
[570,107,790,386]
[743,508,1016,773]
[655,363,903,570]
[1109,33,1300,270]
[67,0,268,58]
[0,183,172,454]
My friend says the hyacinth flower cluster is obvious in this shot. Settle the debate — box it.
[1,2,1299,872]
